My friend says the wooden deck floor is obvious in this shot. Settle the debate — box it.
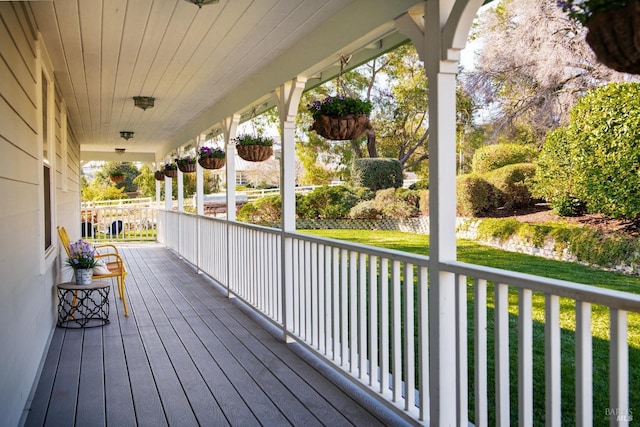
[25,243,412,427]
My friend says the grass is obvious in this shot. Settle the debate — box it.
[303,229,640,426]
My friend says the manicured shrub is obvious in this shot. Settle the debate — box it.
[296,185,360,219]
[419,190,429,216]
[484,163,536,209]
[534,83,640,220]
[351,158,403,191]
[237,195,281,223]
[373,188,419,219]
[550,193,587,217]
[471,143,537,174]
[408,179,429,190]
[456,174,497,217]
[349,200,381,219]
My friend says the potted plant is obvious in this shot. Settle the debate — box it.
[107,163,126,183]
[163,161,178,178]
[66,239,98,285]
[176,155,197,173]
[557,0,640,74]
[234,134,274,162]
[198,146,226,170]
[154,170,165,181]
[308,95,373,140]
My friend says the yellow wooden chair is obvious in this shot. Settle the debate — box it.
[57,226,129,316]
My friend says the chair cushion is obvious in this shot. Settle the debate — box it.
[93,260,111,276]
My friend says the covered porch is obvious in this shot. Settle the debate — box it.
[25,243,408,426]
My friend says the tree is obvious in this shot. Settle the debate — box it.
[465,0,631,146]
[533,83,640,220]
[94,162,140,194]
[134,165,157,198]
[299,43,477,180]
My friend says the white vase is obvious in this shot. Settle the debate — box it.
[75,268,93,286]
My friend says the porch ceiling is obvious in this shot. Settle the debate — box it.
[29,0,424,163]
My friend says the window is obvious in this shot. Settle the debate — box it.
[42,71,53,252]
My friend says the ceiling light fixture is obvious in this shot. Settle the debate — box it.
[120,131,134,140]
[115,148,126,155]
[133,96,155,111]
[183,0,219,8]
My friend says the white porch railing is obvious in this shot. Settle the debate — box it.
[157,209,640,426]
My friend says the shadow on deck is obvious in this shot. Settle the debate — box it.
[24,243,413,426]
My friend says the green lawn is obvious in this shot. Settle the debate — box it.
[303,229,640,426]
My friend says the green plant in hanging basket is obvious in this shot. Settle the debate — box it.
[233,134,274,147]
[198,146,226,169]
[163,161,178,178]
[233,134,274,162]
[308,95,373,140]
[557,0,640,74]
[106,163,126,183]
[175,155,197,173]
[307,95,373,119]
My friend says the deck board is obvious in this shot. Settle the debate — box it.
[25,243,413,426]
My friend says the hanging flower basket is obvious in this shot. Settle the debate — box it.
[164,168,178,178]
[311,114,372,140]
[154,171,165,181]
[237,145,273,162]
[177,163,197,173]
[109,174,125,183]
[198,157,226,170]
[585,2,640,74]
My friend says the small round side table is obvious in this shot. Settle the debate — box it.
[57,281,110,328]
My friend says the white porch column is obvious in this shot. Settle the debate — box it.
[273,76,307,342]
[155,176,161,208]
[196,144,204,216]
[164,176,172,211]
[177,169,184,212]
[398,0,484,424]
[222,115,240,221]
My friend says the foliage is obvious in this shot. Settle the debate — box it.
[237,195,281,223]
[530,127,581,212]
[164,162,177,171]
[484,163,537,209]
[297,185,361,220]
[296,139,335,185]
[419,190,429,216]
[456,174,497,217]
[198,146,225,159]
[351,158,403,191]
[82,161,141,201]
[550,193,587,217]
[372,188,419,219]
[307,95,373,119]
[556,0,630,25]
[474,218,640,268]
[471,143,537,174]
[106,163,125,177]
[408,179,429,190]
[233,134,274,146]
[465,0,629,146]
[66,239,98,269]
[82,183,127,201]
[133,165,158,198]
[348,200,381,219]
[537,83,640,220]
[175,155,196,166]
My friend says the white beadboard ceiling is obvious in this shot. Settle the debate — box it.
[29,0,423,162]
